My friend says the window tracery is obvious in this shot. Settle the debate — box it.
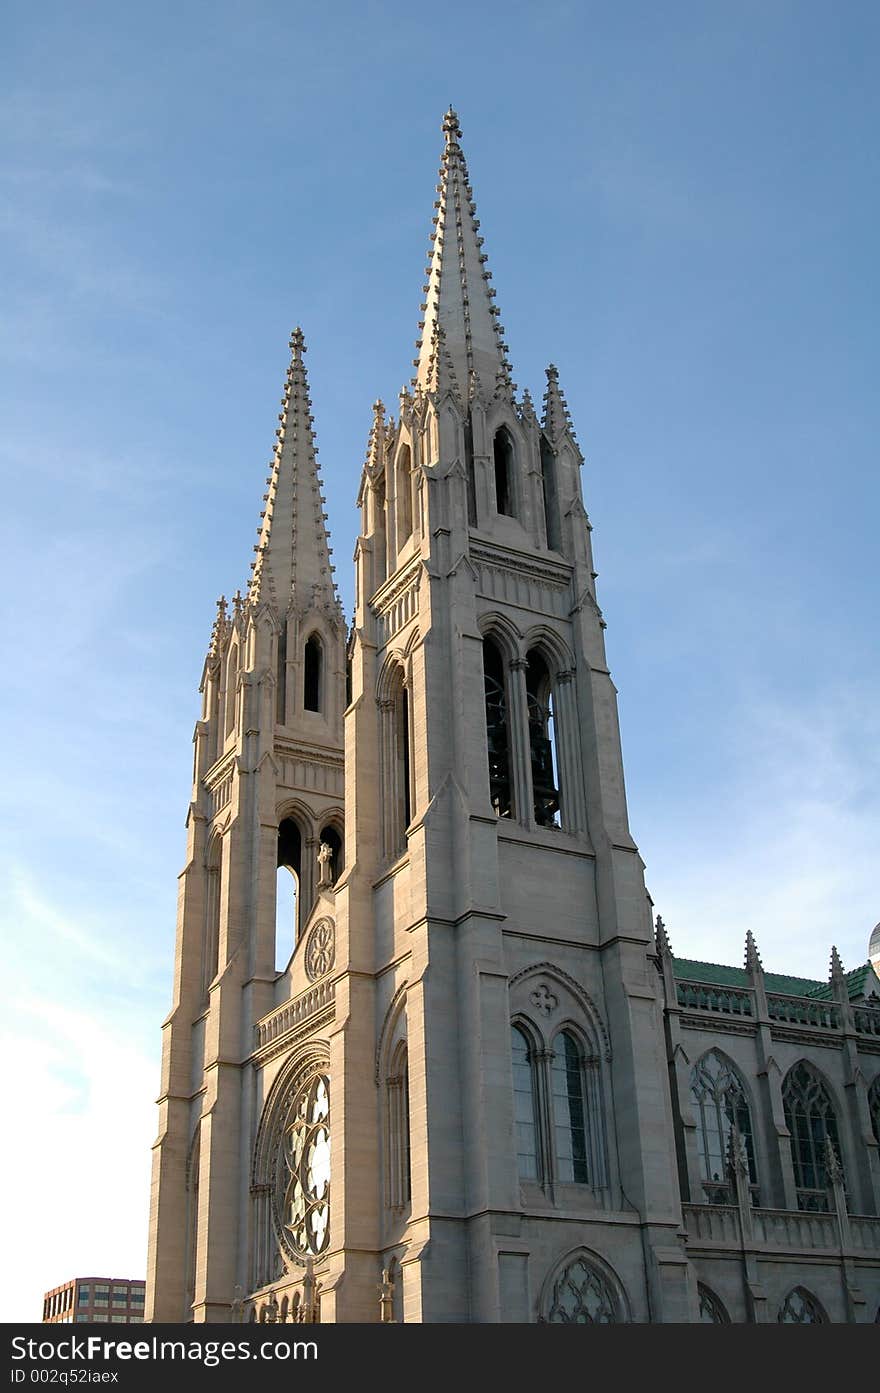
[690,1050,758,1204]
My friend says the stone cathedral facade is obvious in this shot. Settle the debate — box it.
[146,111,880,1325]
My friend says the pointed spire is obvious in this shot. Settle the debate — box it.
[655,914,672,957]
[248,328,340,619]
[542,364,579,447]
[744,930,763,976]
[413,108,513,399]
[208,595,229,657]
[366,399,386,474]
[829,945,845,984]
[519,387,538,426]
[726,1122,749,1180]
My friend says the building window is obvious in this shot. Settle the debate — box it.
[511,1022,607,1191]
[545,1254,619,1323]
[778,1288,827,1324]
[381,665,413,860]
[279,1074,331,1258]
[511,1026,539,1181]
[868,1075,880,1144]
[203,835,221,996]
[483,637,513,818]
[525,649,561,827]
[493,427,516,517]
[224,643,239,737]
[464,418,477,526]
[78,1289,89,1305]
[540,437,561,550]
[276,619,287,724]
[698,1284,730,1323]
[276,817,302,969]
[690,1050,758,1204]
[396,446,413,548]
[386,1042,411,1210]
[782,1062,843,1212]
[303,634,322,712]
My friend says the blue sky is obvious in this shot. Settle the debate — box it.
[1,0,878,1321]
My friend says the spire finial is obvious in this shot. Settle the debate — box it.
[442,106,461,144]
[830,945,845,983]
[289,325,306,356]
[655,914,672,957]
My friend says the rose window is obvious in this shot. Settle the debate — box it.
[278,1074,330,1258]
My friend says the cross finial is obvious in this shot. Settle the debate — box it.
[442,106,461,143]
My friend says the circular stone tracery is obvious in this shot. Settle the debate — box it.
[304,917,336,981]
[275,1073,331,1259]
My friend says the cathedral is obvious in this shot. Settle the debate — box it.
[146,110,880,1324]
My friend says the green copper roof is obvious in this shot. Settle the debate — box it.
[672,958,879,1002]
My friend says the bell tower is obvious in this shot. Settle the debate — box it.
[147,110,693,1325]
[146,329,347,1322]
[339,108,691,1321]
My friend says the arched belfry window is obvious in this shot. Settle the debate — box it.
[381,663,413,860]
[224,643,239,737]
[397,445,413,548]
[540,437,561,551]
[493,427,515,517]
[276,818,302,970]
[483,636,513,818]
[386,1041,411,1211]
[464,418,477,526]
[202,836,222,996]
[525,649,561,827]
[782,1062,843,1211]
[276,620,288,724]
[690,1051,758,1204]
[511,1026,539,1181]
[303,634,322,713]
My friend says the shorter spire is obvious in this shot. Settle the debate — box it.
[744,930,763,976]
[542,363,579,447]
[365,399,386,474]
[208,596,229,658]
[654,914,672,957]
[829,945,845,984]
[823,1134,844,1185]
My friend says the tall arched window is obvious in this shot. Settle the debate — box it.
[493,427,515,517]
[778,1288,827,1324]
[396,445,413,548]
[551,1032,590,1183]
[525,649,561,827]
[202,836,222,996]
[868,1075,880,1144]
[511,1026,539,1181]
[483,636,513,818]
[387,1042,411,1211]
[276,620,287,724]
[464,418,477,526]
[782,1061,843,1211]
[224,643,239,737]
[698,1285,730,1323]
[276,818,302,969]
[540,438,561,550]
[303,634,322,712]
[690,1050,758,1204]
[381,664,413,860]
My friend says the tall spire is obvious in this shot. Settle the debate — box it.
[248,328,339,616]
[413,107,513,400]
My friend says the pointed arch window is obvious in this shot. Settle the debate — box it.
[778,1288,827,1324]
[511,1026,539,1181]
[540,437,561,551]
[386,1042,411,1211]
[224,643,239,737]
[493,427,516,517]
[483,636,513,818]
[276,620,288,724]
[869,1075,880,1144]
[303,634,322,712]
[381,664,413,860]
[690,1050,758,1204]
[782,1062,843,1212]
[276,817,302,969]
[551,1032,590,1184]
[525,649,561,827]
[545,1254,619,1323]
[202,836,222,997]
[396,445,413,548]
[698,1284,730,1323]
